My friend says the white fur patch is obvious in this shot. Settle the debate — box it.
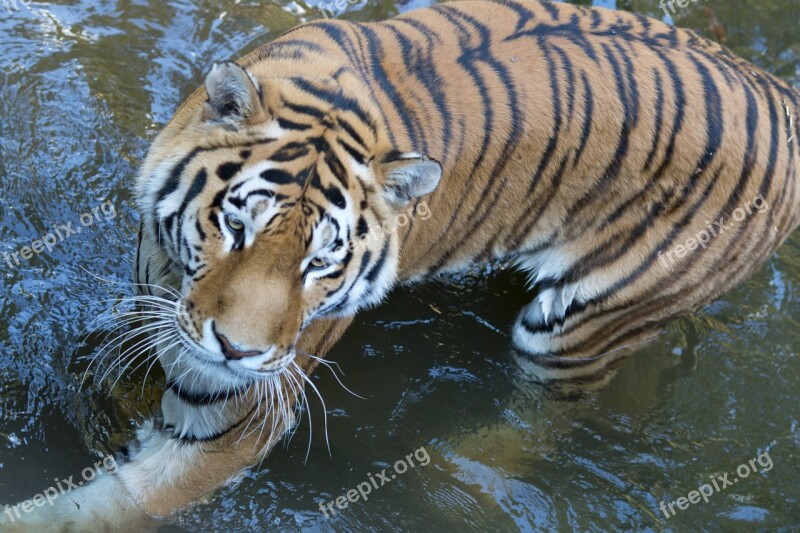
[161,390,242,440]
[511,247,610,353]
[263,120,286,139]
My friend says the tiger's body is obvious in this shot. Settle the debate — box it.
[5,0,798,529]
[313,0,800,377]
[209,0,800,383]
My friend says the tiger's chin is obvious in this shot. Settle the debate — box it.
[160,331,294,395]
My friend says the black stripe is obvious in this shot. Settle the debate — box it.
[278,117,312,131]
[305,22,362,73]
[643,68,665,171]
[151,139,278,237]
[260,168,299,185]
[356,216,368,239]
[567,166,723,323]
[552,43,576,124]
[157,148,202,203]
[573,71,594,167]
[389,18,452,163]
[567,42,634,219]
[310,168,347,209]
[174,403,259,444]
[174,169,208,262]
[426,6,525,269]
[324,150,349,188]
[565,52,738,281]
[284,100,326,119]
[322,247,373,316]
[755,80,781,201]
[271,141,310,162]
[338,138,367,165]
[336,117,367,149]
[167,379,249,406]
[195,218,206,241]
[540,0,559,20]
[228,188,275,209]
[526,43,562,195]
[590,9,602,29]
[506,14,598,63]
[364,241,389,282]
[496,0,536,33]
[507,154,571,249]
[217,162,242,181]
[613,41,640,128]
[601,49,687,228]
[635,14,651,36]
[360,24,422,150]
[289,77,378,133]
[252,39,328,62]
[683,53,724,192]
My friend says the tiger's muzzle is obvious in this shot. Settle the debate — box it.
[178,234,306,376]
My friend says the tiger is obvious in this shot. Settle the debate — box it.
[4,0,797,529]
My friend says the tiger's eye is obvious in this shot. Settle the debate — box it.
[310,257,329,269]
[225,215,244,232]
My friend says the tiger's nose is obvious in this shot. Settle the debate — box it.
[213,324,262,360]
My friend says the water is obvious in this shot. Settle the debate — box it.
[0,0,798,531]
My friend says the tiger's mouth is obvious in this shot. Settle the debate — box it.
[171,316,295,383]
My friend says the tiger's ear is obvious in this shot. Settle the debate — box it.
[202,62,268,125]
[380,152,442,206]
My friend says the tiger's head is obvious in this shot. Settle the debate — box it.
[136,62,440,387]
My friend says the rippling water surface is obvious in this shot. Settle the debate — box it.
[0,0,798,530]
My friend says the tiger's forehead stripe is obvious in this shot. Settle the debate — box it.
[286,76,380,135]
[150,112,385,272]
[152,137,279,230]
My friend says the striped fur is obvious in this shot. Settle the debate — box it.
[9,0,795,527]
[133,0,798,510]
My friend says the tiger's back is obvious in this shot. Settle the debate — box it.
[254,0,800,380]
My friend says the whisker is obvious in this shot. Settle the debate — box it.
[85,319,173,374]
[78,266,182,299]
[298,351,365,400]
[285,366,312,460]
[292,361,330,458]
[104,332,178,391]
[239,380,266,446]
[80,321,173,390]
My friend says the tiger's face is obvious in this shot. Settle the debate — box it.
[136,62,440,386]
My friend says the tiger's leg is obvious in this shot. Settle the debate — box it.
[510,210,782,391]
[0,316,353,532]
[512,294,663,394]
[509,279,653,391]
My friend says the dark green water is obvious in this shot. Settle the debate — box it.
[0,0,798,531]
